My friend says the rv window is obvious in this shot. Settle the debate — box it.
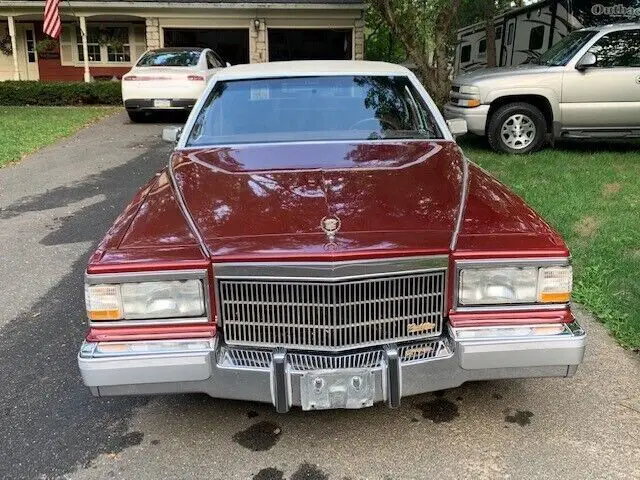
[506,24,514,46]
[529,26,545,50]
[496,26,503,40]
[587,30,640,68]
[461,45,471,63]
[479,39,487,54]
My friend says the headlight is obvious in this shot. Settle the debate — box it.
[458,85,480,95]
[85,279,205,321]
[458,264,572,307]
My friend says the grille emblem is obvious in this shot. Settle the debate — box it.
[321,215,341,243]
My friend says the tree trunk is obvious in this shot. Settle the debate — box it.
[485,1,497,67]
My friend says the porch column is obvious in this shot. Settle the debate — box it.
[7,16,19,80]
[79,16,90,82]
[145,18,160,49]
[249,18,266,63]
[354,18,365,60]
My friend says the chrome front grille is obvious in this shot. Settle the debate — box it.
[216,264,446,351]
[217,339,452,372]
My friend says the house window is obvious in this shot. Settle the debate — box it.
[529,25,545,50]
[496,26,503,40]
[76,25,131,63]
[460,44,471,63]
[25,29,36,63]
[479,39,487,54]
[106,27,131,62]
[76,26,101,62]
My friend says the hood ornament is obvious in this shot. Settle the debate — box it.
[321,215,341,243]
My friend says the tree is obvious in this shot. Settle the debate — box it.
[368,0,463,107]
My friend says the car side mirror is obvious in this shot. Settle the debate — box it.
[576,52,597,71]
[226,62,232,67]
[446,118,468,138]
[162,126,182,143]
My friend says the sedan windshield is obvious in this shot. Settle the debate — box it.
[186,75,442,146]
[533,30,597,66]
[137,50,201,67]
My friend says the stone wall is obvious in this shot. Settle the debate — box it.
[354,18,365,60]
[145,18,160,49]
[249,18,267,63]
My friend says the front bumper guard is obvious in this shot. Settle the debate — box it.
[78,321,585,412]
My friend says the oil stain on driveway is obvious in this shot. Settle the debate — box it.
[1,112,639,480]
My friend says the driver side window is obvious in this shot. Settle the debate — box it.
[587,30,640,68]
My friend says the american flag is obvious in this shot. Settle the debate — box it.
[43,0,62,38]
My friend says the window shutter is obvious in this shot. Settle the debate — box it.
[132,24,147,61]
[60,24,74,63]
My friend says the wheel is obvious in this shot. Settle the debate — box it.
[127,110,148,123]
[487,102,547,154]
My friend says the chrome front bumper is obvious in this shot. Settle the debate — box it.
[78,321,585,412]
[443,103,490,136]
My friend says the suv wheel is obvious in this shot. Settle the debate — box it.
[487,102,547,154]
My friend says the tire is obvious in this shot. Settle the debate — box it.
[487,102,547,154]
[127,110,148,123]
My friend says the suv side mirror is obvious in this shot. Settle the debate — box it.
[446,118,468,138]
[576,52,597,71]
[226,61,232,67]
[162,126,182,143]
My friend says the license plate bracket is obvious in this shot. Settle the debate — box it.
[300,368,375,410]
[153,99,171,108]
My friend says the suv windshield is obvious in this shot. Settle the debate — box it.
[533,30,597,66]
[185,75,442,146]
[137,50,201,67]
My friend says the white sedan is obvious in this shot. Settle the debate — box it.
[122,47,228,122]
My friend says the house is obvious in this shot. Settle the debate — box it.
[0,0,365,82]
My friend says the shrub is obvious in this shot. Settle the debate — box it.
[0,81,121,106]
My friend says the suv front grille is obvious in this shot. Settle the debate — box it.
[217,268,446,351]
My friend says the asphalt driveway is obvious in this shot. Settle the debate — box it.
[0,111,638,480]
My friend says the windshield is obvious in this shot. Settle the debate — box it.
[533,30,597,66]
[185,75,442,146]
[137,50,201,67]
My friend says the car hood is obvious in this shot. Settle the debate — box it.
[170,141,465,260]
[454,64,553,84]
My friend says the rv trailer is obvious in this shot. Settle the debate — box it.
[454,0,639,74]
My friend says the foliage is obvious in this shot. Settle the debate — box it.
[0,106,118,166]
[365,1,525,102]
[364,5,407,64]
[461,136,640,350]
[0,81,121,106]
[368,0,463,106]
[35,37,59,55]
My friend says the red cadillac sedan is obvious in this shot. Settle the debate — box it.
[78,61,585,412]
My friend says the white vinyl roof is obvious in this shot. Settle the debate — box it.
[214,60,412,81]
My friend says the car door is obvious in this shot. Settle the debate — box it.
[561,29,640,129]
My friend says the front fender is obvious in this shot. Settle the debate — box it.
[484,88,560,124]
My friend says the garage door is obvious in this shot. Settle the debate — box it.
[164,28,249,65]
[268,29,353,62]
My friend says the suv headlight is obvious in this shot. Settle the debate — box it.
[458,85,480,95]
[85,279,205,321]
[457,264,572,307]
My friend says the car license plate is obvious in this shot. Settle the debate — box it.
[300,369,375,410]
[153,99,171,108]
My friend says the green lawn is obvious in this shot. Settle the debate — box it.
[459,136,640,350]
[0,106,119,167]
